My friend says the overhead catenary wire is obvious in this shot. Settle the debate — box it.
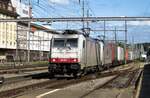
[32,0,64,17]
[46,0,82,29]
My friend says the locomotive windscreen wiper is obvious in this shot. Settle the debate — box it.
[66,43,71,49]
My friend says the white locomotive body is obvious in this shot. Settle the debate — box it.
[48,30,107,76]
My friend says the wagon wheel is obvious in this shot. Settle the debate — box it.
[48,72,54,79]
[97,65,103,72]
[83,68,88,75]
[73,72,78,78]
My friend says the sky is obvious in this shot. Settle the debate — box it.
[27,0,150,43]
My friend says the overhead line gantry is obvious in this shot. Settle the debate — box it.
[1,17,150,22]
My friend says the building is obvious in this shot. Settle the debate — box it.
[16,23,56,61]
[0,0,18,60]
[11,0,30,17]
[0,0,57,62]
[29,24,53,61]
[18,23,56,61]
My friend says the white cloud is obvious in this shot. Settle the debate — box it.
[128,21,150,26]
[49,0,70,5]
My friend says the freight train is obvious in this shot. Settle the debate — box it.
[48,30,137,77]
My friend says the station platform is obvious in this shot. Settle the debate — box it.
[139,64,150,98]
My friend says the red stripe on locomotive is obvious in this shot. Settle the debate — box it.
[49,58,79,63]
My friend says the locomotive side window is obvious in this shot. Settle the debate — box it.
[53,39,65,47]
[66,38,78,47]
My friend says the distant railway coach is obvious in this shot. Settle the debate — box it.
[117,46,125,64]
[103,42,112,67]
[128,51,134,61]
[125,49,129,62]
[108,43,118,65]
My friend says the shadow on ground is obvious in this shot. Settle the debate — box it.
[26,72,76,80]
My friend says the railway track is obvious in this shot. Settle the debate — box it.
[0,63,134,85]
[0,64,136,98]
[80,67,142,98]
[0,66,48,74]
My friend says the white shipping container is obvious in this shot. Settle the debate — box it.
[128,51,133,60]
[117,46,124,61]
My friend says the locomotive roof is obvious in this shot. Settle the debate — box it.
[62,29,92,39]
[63,30,83,35]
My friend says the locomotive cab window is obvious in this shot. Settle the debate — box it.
[66,38,78,47]
[53,39,65,47]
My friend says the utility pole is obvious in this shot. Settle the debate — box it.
[86,9,90,35]
[103,21,106,41]
[114,26,117,63]
[132,36,134,55]
[37,0,40,4]
[124,20,127,64]
[16,22,19,65]
[114,27,117,44]
[82,0,85,33]
[27,0,32,62]
[27,21,31,62]
[103,21,106,66]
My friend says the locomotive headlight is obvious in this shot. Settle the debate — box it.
[73,59,77,62]
[52,59,56,62]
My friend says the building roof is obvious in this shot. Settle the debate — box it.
[0,0,18,17]
[18,22,59,34]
